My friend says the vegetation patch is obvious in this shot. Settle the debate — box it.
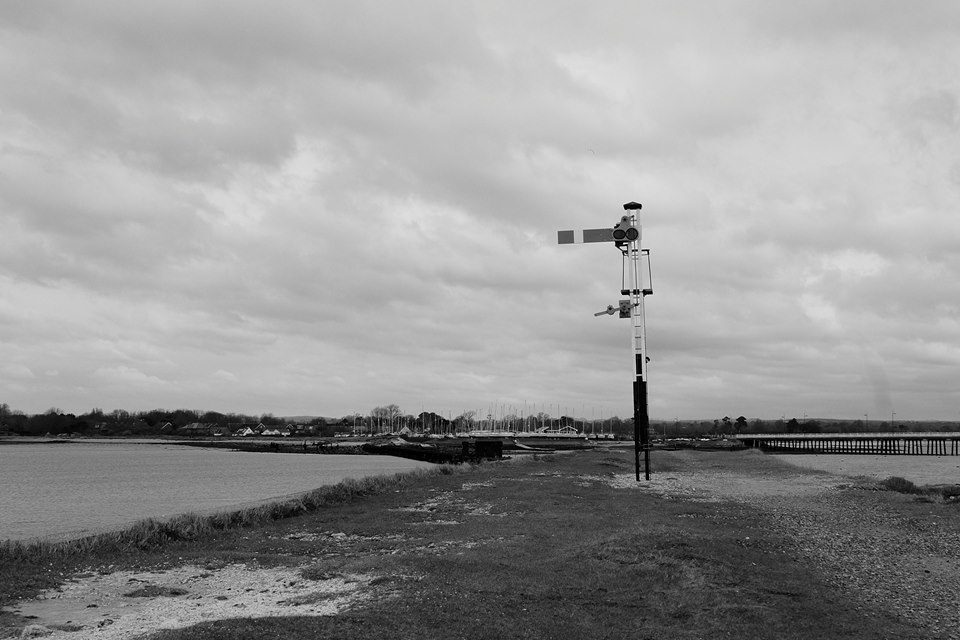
[879,476,960,502]
[880,476,922,494]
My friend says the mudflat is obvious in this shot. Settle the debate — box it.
[2,448,957,640]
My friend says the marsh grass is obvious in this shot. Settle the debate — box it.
[0,465,462,562]
[880,475,960,501]
[880,476,922,494]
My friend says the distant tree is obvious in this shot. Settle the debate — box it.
[735,416,748,432]
[370,404,401,420]
[165,409,200,427]
[32,411,78,435]
[801,419,821,434]
[786,418,800,433]
[340,413,363,430]
[6,410,28,435]
[453,411,476,430]
[370,405,402,431]
[419,412,449,432]
[201,411,226,425]
[608,416,628,438]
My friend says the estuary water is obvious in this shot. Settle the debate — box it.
[0,441,432,542]
[773,453,960,485]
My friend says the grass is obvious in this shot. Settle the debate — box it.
[880,475,960,501]
[880,476,923,494]
[0,449,947,640]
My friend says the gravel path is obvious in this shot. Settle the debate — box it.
[616,453,960,639]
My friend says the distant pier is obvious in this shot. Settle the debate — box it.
[732,433,960,456]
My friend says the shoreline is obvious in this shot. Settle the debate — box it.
[0,444,437,544]
[1,463,452,551]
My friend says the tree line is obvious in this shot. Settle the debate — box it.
[0,404,339,437]
[0,402,637,438]
[653,416,960,437]
[3,402,953,438]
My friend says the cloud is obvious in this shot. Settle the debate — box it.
[212,369,237,382]
[94,365,168,387]
[1,2,960,419]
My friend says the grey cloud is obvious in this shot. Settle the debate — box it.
[3,2,960,418]
[747,0,960,42]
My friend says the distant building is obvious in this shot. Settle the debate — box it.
[178,422,213,436]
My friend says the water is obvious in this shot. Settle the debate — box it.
[0,442,432,541]
[773,454,960,485]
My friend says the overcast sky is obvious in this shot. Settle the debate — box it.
[2,1,960,421]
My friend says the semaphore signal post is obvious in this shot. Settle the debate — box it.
[558,201,654,481]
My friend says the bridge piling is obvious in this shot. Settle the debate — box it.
[735,433,960,456]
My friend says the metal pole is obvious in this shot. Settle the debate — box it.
[626,206,650,481]
[556,203,653,479]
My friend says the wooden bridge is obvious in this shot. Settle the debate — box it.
[732,433,960,456]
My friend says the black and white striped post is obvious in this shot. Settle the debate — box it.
[558,202,652,481]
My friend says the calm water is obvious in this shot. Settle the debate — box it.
[0,442,432,541]
[774,454,960,485]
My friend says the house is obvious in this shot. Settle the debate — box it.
[261,428,283,437]
[178,423,212,436]
[234,426,256,437]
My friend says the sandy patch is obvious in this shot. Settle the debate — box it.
[460,481,495,490]
[3,564,374,640]
[393,493,507,518]
[273,530,408,544]
[607,470,844,501]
